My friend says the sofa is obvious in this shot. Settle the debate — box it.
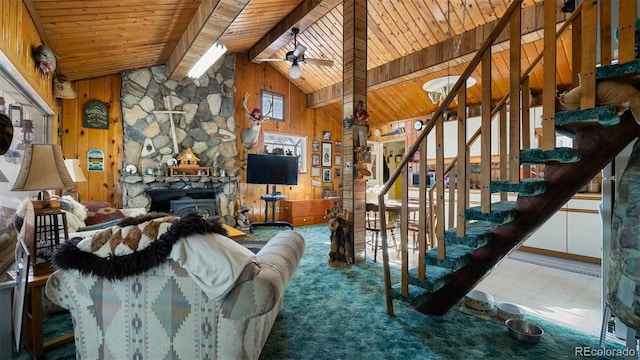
[44,217,305,360]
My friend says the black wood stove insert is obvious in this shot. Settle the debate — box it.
[147,189,217,217]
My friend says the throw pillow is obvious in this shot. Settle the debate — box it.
[82,202,125,226]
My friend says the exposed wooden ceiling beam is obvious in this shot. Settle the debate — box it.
[307,2,564,108]
[248,0,341,62]
[167,0,250,81]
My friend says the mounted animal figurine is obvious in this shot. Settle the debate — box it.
[327,215,349,268]
[241,93,270,149]
[33,45,57,78]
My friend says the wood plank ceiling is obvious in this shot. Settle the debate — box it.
[24,0,572,126]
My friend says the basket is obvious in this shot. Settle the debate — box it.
[54,75,77,99]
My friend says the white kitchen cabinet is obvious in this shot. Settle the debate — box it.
[566,199,602,258]
[523,195,602,261]
[524,205,568,253]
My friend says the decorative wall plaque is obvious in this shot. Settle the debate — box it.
[83,99,109,129]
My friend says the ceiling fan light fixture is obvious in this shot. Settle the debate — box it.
[289,61,302,79]
[188,41,227,78]
[423,75,476,105]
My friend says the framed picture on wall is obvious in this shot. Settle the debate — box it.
[334,141,341,153]
[261,90,284,121]
[322,168,331,182]
[9,104,22,127]
[322,131,331,141]
[312,154,320,167]
[321,142,332,167]
[312,140,320,152]
[311,167,320,177]
[335,155,341,166]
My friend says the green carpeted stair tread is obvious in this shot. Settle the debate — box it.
[554,126,578,139]
[444,221,493,248]
[464,201,518,224]
[596,58,640,80]
[406,266,452,293]
[519,147,581,164]
[425,244,473,271]
[390,283,433,306]
[489,178,547,196]
[545,147,582,163]
[555,105,619,127]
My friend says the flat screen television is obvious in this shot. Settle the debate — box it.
[246,153,299,185]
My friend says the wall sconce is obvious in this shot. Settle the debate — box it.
[63,159,88,201]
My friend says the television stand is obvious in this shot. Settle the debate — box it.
[250,185,294,232]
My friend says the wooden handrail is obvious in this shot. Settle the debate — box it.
[379,0,525,315]
[422,2,585,231]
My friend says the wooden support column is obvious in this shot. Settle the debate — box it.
[342,0,367,263]
[508,5,521,185]
[541,0,557,150]
[580,0,597,110]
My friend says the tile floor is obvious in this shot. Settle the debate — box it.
[368,235,604,338]
[474,256,602,337]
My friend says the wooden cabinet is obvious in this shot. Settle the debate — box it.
[281,199,336,227]
[523,195,602,262]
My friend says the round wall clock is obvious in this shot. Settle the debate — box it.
[413,120,423,131]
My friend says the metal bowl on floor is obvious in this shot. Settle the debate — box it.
[505,319,544,344]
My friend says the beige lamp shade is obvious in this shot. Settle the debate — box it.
[64,159,87,182]
[12,144,75,192]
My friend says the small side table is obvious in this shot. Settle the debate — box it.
[6,270,74,359]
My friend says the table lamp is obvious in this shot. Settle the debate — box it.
[11,144,74,275]
[11,144,75,209]
[63,158,87,201]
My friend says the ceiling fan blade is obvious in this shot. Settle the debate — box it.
[293,44,306,58]
[256,58,289,62]
[381,128,405,137]
[302,58,334,67]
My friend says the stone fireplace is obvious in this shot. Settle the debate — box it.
[119,56,238,225]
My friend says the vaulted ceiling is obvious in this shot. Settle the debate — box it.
[24,0,572,126]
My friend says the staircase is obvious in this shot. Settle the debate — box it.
[378,1,640,316]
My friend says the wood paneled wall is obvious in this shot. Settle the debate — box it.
[0,0,58,129]
[57,56,342,216]
[235,54,342,222]
[60,75,123,206]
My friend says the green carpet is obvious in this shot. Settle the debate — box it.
[12,224,628,359]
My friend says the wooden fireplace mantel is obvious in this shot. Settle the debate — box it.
[122,175,239,184]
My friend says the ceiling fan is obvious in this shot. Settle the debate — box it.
[257,27,334,79]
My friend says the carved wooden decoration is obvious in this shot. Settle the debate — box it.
[169,148,210,176]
